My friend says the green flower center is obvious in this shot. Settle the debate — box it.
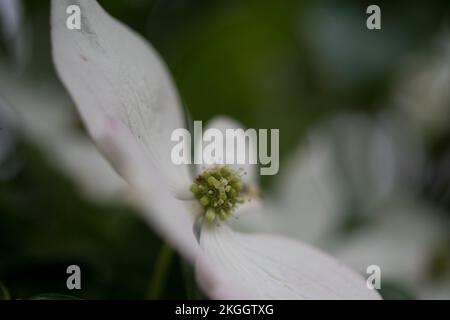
[190,166,246,222]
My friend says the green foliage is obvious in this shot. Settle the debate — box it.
[0,141,193,299]
[0,282,11,300]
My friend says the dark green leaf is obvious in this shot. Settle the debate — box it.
[0,282,11,300]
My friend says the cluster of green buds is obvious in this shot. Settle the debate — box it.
[190,166,246,222]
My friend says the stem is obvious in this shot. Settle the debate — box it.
[181,259,196,299]
[147,243,174,299]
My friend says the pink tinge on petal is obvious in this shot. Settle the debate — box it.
[51,0,199,261]
[51,0,191,198]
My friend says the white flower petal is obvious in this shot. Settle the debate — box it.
[0,0,22,40]
[95,116,200,261]
[237,112,424,244]
[57,138,127,201]
[0,66,125,202]
[196,223,381,299]
[314,113,424,215]
[51,0,191,198]
[232,134,343,244]
[196,116,258,185]
[331,202,447,286]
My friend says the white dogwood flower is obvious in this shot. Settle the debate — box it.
[51,0,380,299]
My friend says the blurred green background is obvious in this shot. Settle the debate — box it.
[0,0,449,299]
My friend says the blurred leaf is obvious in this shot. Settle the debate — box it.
[0,141,169,299]
[427,239,450,280]
[379,281,416,300]
[180,260,204,300]
[29,293,81,300]
[147,243,174,299]
[0,281,11,300]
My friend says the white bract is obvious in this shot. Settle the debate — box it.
[51,0,380,299]
[235,112,448,297]
[0,65,126,202]
[0,0,28,69]
[0,0,21,40]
